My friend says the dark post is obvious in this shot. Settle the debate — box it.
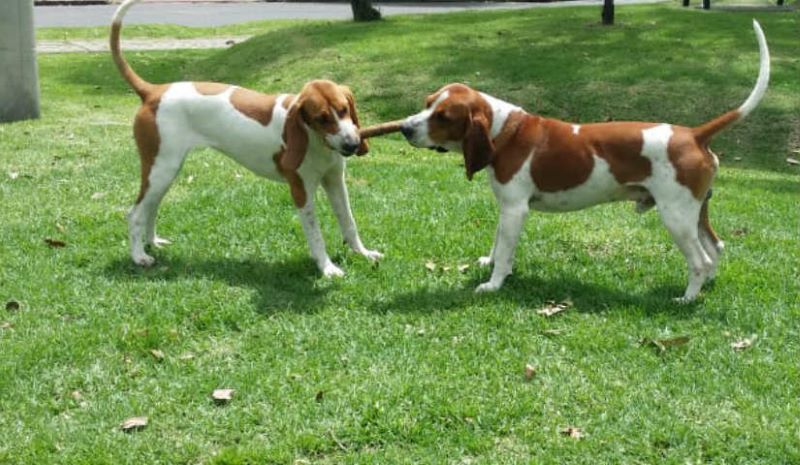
[682,0,690,6]
[702,0,710,9]
[602,0,614,25]
[351,0,381,22]
[777,0,784,5]
[0,0,40,123]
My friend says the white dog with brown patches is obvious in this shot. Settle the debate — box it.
[112,0,381,276]
[401,20,769,301]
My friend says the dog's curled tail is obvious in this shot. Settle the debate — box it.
[692,19,770,144]
[110,0,153,101]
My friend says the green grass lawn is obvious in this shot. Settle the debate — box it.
[2,4,799,464]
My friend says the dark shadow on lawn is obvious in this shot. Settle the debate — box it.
[368,270,702,317]
[103,255,331,315]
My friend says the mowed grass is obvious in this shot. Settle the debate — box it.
[2,4,799,464]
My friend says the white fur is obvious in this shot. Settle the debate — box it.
[128,82,381,275]
[738,20,770,119]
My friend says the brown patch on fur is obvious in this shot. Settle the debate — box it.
[581,122,654,184]
[230,88,277,126]
[490,111,530,183]
[132,85,170,204]
[693,109,740,144]
[529,119,595,192]
[273,150,307,208]
[668,126,716,200]
[193,82,230,96]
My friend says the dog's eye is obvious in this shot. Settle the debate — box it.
[317,113,333,124]
[336,107,348,118]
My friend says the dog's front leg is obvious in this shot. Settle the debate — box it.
[478,223,500,267]
[297,195,344,278]
[321,168,383,262]
[475,203,529,293]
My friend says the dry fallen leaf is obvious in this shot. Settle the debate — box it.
[733,157,742,162]
[560,427,583,439]
[731,337,755,351]
[542,329,565,336]
[120,416,148,432]
[537,299,573,317]
[212,388,235,403]
[442,266,452,272]
[5,300,20,311]
[787,157,800,166]
[424,261,436,272]
[90,192,106,200]
[178,352,195,361]
[524,364,536,381]
[149,349,164,361]
[44,238,67,248]
[70,390,82,401]
[457,264,470,273]
[0,322,13,330]
[641,336,690,353]
[8,172,19,180]
[731,228,749,237]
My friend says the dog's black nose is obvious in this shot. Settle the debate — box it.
[400,124,414,139]
[342,141,359,155]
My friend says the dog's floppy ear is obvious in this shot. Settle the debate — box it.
[282,98,309,171]
[341,85,369,156]
[463,112,494,180]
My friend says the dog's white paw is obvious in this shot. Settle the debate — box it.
[151,236,172,249]
[477,256,493,267]
[475,281,502,293]
[673,295,697,305]
[322,263,345,278]
[133,253,156,267]
[361,249,384,262]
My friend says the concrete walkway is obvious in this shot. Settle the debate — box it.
[35,0,666,28]
[37,36,252,53]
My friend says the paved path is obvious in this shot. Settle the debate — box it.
[35,0,665,28]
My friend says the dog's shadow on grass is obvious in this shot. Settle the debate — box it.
[368,270,700,317]
[103,255,331,315]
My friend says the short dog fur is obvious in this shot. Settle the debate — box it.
[400,21,770,301]
[112,0,381,276]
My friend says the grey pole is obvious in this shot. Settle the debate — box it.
[0,0,41,123]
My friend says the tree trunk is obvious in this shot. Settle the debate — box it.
[682,0,690,7]
[0,0,40,123]
[351,0,381,22]
[601,0,614,25]
[702,0,710,9]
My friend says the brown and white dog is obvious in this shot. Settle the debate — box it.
[112,0,381,276]
[400,20,769,301]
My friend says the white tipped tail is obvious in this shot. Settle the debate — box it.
[738,19,770,118]
[693,19,770,143]
[110,0,153,100]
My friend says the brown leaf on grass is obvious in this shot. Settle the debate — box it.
[56,223,66,234]
[731,337,755,351]
[212,388,235,403]
[524,364,537,381]
[178,352,195,361]
[542,329,565,336]
[70,390,82,401]
[640,336,690,353]
[537,299,573,317]
[5,300,20,311]
[8,172,19,180]
[424,261,436,272]
[731,228,749,237]
[787,157,800,166]
[120,416,148,432]
[44,238,66,248]
[90,192,106,200]
[560,427,583,439]
[149,349,164,361]
[442,266,452,272]
[457,264,470,273]
[0,322,13,330]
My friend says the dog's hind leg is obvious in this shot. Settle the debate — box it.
[698,191,724,281]
[656,198,713,302]
[128,138,189,266]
